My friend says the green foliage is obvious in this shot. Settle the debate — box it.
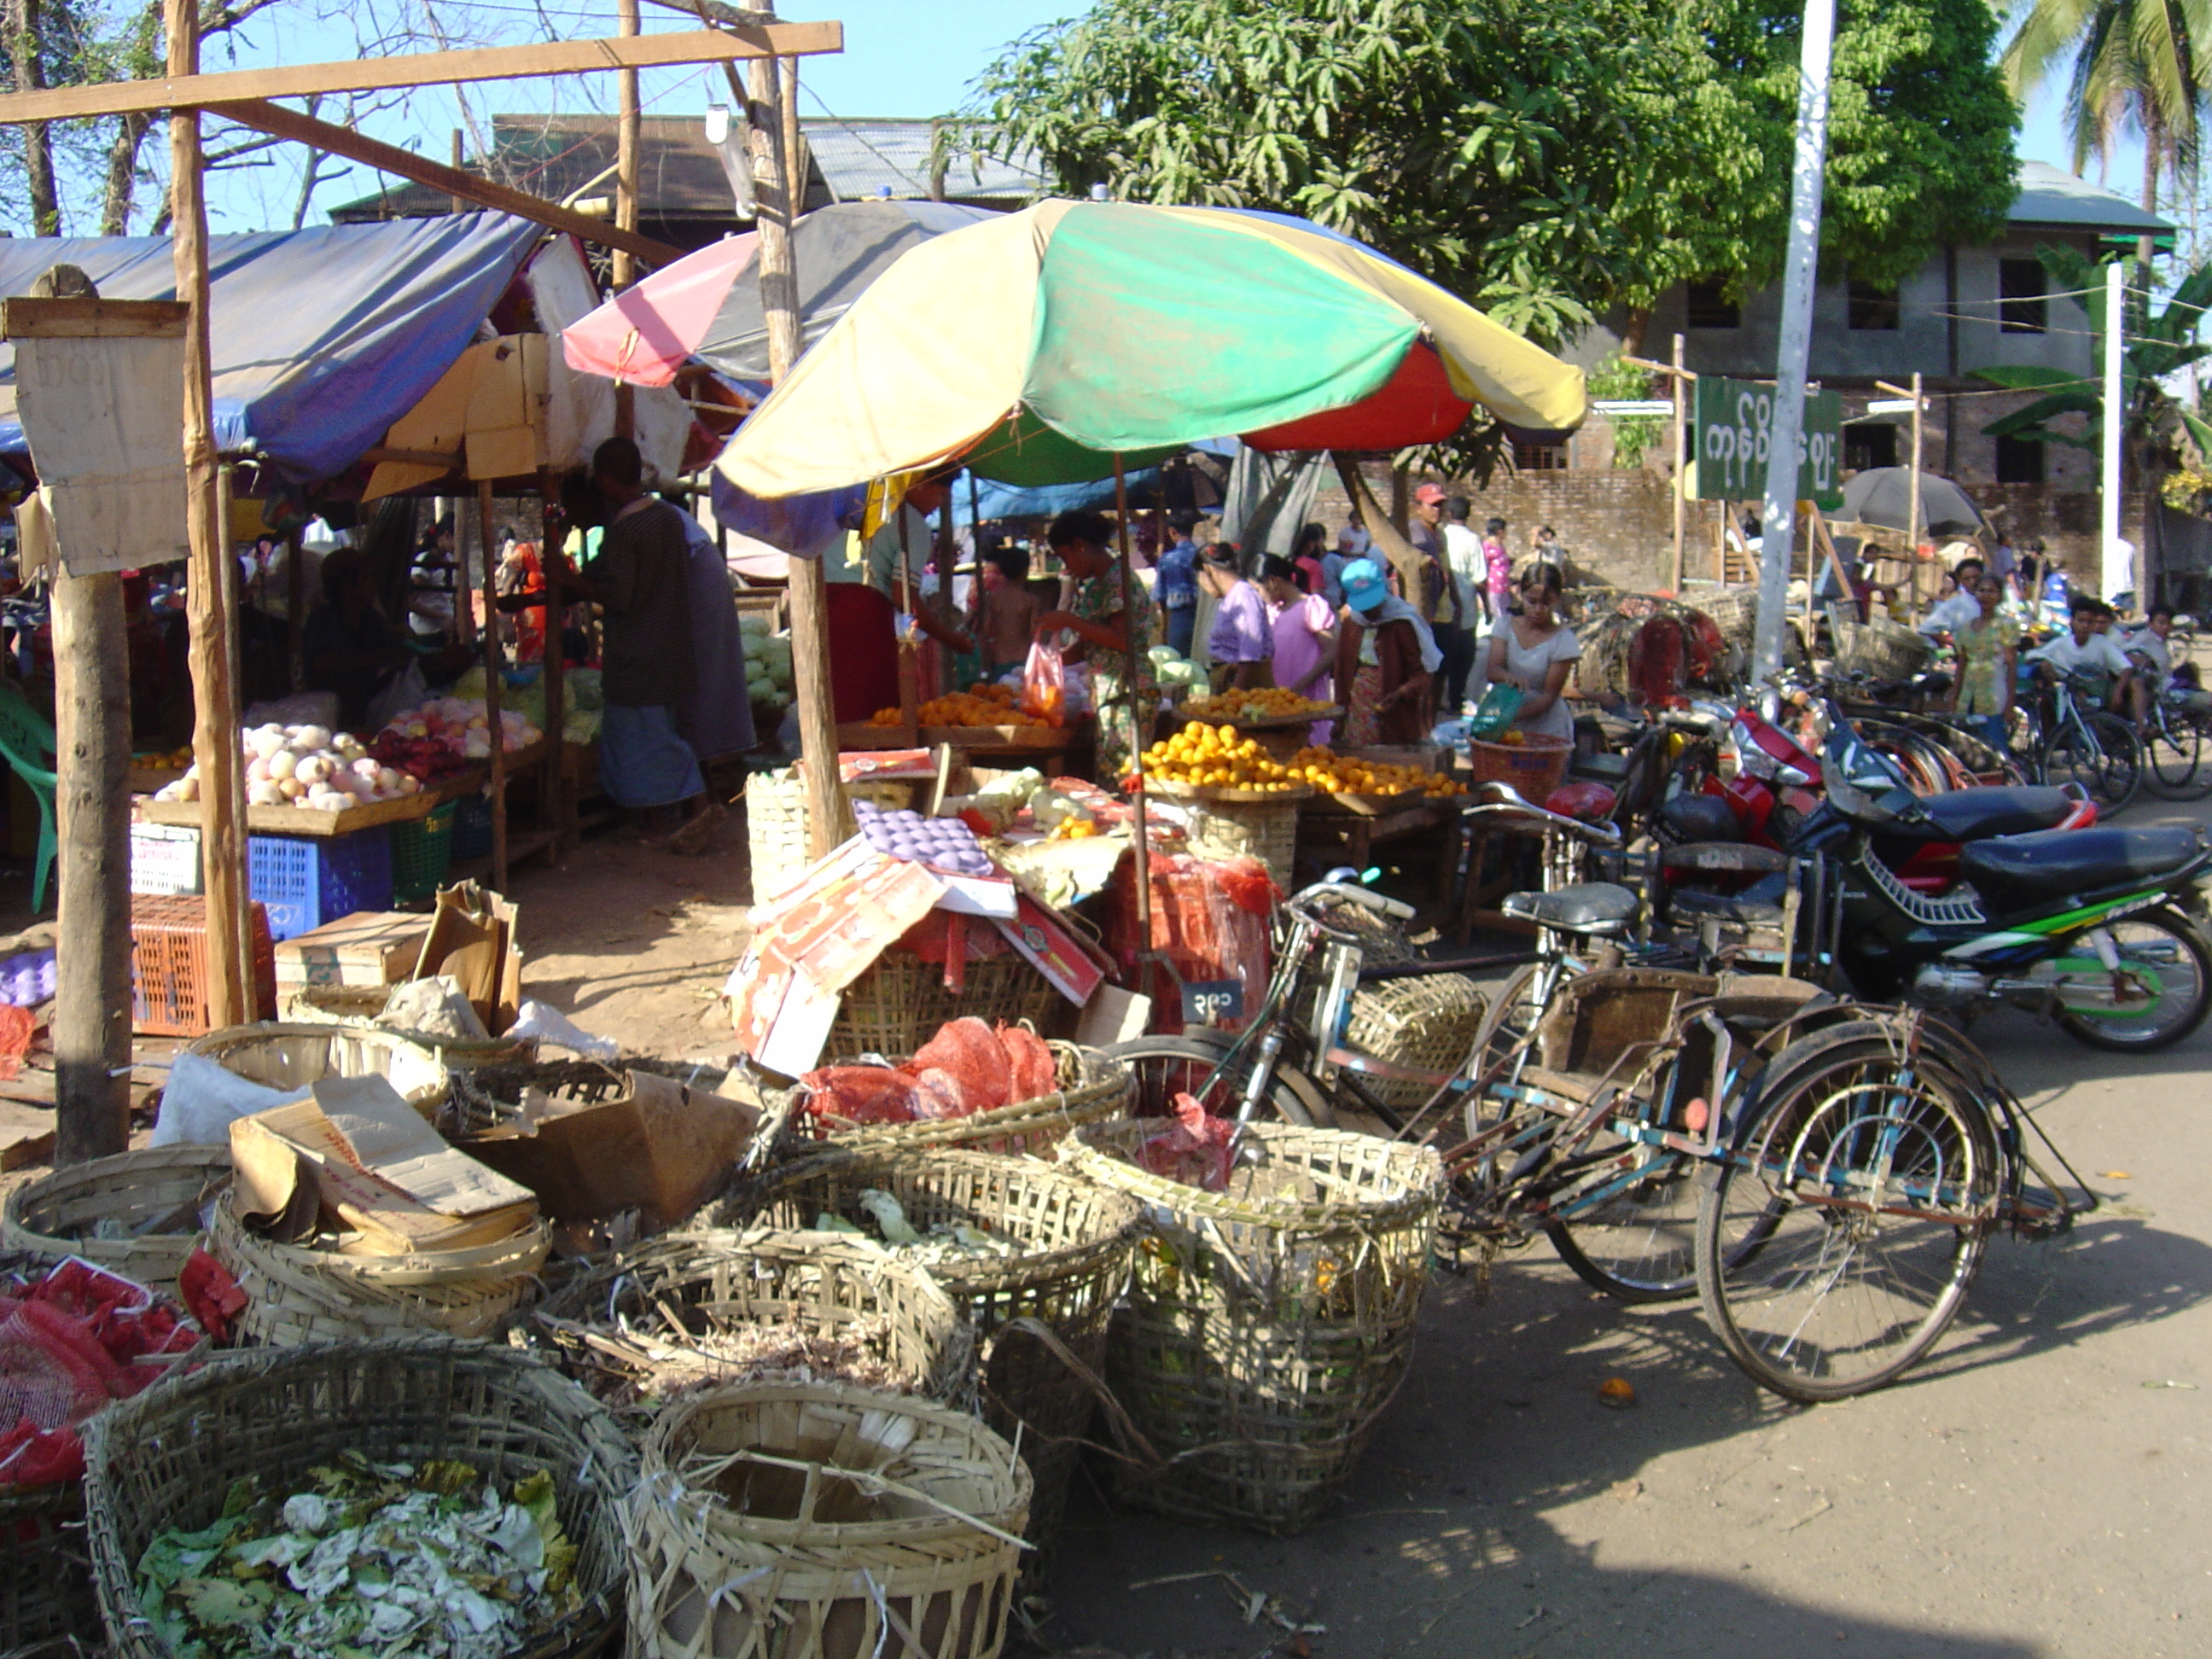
[1585,354,1662,469]
[2000,0,2203,201]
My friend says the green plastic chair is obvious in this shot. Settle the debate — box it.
[0,681,58,912]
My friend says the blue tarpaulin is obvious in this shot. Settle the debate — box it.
[0,213,543,481]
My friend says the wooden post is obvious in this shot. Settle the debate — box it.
[611,0,641,291]
[1669,331,1686,595]
[1907,370,1924,560]
[479,481,509,890]
[1114,455,1151,952]
[751,20,837,859]
[170,0,247,1028]
[538,466,569,856]
[216,463,254,1001]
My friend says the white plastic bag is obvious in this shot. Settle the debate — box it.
[149,1051,311,1146]
[504,1000,619,1059]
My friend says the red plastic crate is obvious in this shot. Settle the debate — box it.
[130,895,278,1036]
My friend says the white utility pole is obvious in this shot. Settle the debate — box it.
[2102,259,2129,602]
[1753,0,1837,684]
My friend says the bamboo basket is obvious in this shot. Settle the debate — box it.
[187,1021,451,1115]
[1465,734,1571,798]
[626,1380,1030,1659]
[1832,617,1936,681]
[1059,1121,1443,1534]
[825,949,1063,1062]
[0,1249,97,1659]
[1185,796,1301,891]
[804,1043,1132,1162]
[532,1228,975,1406]
[208,1191,550,1346]
[722,1148,1141,1559]
[82,1336,636,1659]
[274,983,536,1067]
[1341,973,1488,1111]
[746,769,912,903]
[444,1055,731,1136]
[3,1145,232,1295]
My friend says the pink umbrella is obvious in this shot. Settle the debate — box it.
[561,232,757,387]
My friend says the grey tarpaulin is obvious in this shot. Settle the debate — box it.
[1220,447,1326,562]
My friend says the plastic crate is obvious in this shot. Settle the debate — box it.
[389,800,457,904]
[129,824,202,896]
[451,794,493,861]
[131,895,277,1035]
[247,828,394,942]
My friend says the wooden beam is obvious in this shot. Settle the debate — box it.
[209,99,688,267]
[0,22,841,124]
[613,0,642,290]
[1,296,188,338]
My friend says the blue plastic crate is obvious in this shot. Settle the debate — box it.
[248,827,395,941]
[451,794,494,861]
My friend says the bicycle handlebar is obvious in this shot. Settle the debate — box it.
[1459,782,1623,847]
[1287,880,1417,923]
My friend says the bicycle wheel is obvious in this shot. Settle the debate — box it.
[1696,1023,1996,1401]
[1545,1142,1703,1302]
[2144,714,2208,799]
[2084,713,2144,812]
[1103,1034,1335,1128]
[1463,962,1548,1138]
[2046,908,2212,1052]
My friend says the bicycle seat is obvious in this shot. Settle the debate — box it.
[1880,784,2077,846]
[1500,882,1640,935]
[1956,824,2207,903]
[1669,888,1787,928]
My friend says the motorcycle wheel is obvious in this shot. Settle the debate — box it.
[2048,908,2212,1052]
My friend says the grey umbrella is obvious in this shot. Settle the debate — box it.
[1839,467,1984,537]
[696,199,1000,380]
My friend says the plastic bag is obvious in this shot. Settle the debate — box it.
[1133,1092,1235,1191]
[905,1017,1011,1115]
[149,1051,311,1148]
[504,1000,615,1058]
[1021,638,1067,727]
[800,1065,918,1129]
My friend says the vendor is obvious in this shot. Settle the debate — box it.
[302,546,416,732]
[546,439,721,854]
[980,544,1043,680]
[1481,562,1580,742]
[1033,509,1155,783]
[666,496,756,765]
[1260,554,1336,743]
[1336,556,1440,745]
[1201,544,1272,693]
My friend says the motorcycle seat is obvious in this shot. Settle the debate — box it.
[1500,882,1640,935]
[1669,888,1786,928]
[1956,824,2207,903]
[1883,785,2079,846]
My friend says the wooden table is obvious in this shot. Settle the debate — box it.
[1298,800,1458,906]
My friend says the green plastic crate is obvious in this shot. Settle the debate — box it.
[390,800,457,903]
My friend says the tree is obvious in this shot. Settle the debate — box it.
[946,0,2019,346]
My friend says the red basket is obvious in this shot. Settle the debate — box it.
[1464,733,1571,799]
[130,896,277,1036]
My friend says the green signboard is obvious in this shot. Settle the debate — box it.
[1692,377,1843,508]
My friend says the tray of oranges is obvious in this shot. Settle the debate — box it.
[864,684,1073,748]
[1139,723,1313,800]
[1177,688,1342,728]
[1288,747,1468,814]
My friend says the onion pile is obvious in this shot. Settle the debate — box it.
[152,723,421,812]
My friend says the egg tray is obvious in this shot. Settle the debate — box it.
[852,799,996,878]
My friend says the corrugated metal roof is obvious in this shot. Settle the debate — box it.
[2011,160,2171,232]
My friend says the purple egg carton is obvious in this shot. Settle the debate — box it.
[0,946,55,1007]
[852,800,994,878]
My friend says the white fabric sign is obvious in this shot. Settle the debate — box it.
[13,330,189,576]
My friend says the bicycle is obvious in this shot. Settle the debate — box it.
[2021,670,2142,812]
[2133,667,2210,800]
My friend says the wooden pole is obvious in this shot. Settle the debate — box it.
[216,463,254,1006]
[1907,370,1924,562]
[169,0,246,1028]
[1115,455,1151,955]
[479,481,509,890]
[612,0,640,290]
[539,466,570,856]
[1669,331,1686,595]
[751,21,837,859]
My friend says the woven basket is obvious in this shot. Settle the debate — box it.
[746,770,912,903]
[3,1145,232,1295]
[208,1191,550,1346]
[806,1042,1132,1162]
[273,984,537,1068]
[187,1021,451,1115]
[1833,617,1936,681]
[1185,796,1301,891]
[825,951,1063,1071]
[443,1055,732,1137]
[722,1148,1140,1559]
[0,1249,97,1659]
[532,1228,975,1406]
[1342,973,1489,1109]
[627,1380,1030,1659]
[82,1336,636,1659]
[1466,734,1571,798]
[1059,1121,1443,1534]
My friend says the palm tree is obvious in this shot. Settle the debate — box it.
[2000,0,2207,265]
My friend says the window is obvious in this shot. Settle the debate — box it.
[1512,439,1570,472]
[1686,278,1739,329]
[1994,434,2046,485]
[1848,278,1901,330]
[1843,422,1898,473]
[2000,259,2047,334]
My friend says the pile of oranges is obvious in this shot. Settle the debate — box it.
[870,684,1059,730]
[1288,747,1469,799]
[1179,688,1336,724]
[1141,724,1301,792]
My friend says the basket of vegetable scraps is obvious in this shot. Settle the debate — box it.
[83,1336,636,1659]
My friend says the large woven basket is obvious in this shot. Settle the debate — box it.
[0,1249,97,1659]
[1341,973,1488,1111]
[805,1042,1131,1162]
[824,949,1063,1062]
[444,1055,732,1137]
[3,1145,232,1295]
[1185,796,1301,892]
[745,769,911,903]
[273,983,536,1067]
[187,1021,451,1115]
[208,1191,550,1346]
[1059,1121,1443,1534]
[722,1148,1141,1559]
[1465,733,1571,798]
[626,1380,1029,1659]
[1833,616,1936,681]
[82,1336,637,1659]
[532,1228,975,1406]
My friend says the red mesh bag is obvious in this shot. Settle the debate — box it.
[904,1017,1012,1115]
[800,1065,920,1130]
[905,1068,970,1120]
[1211,856,1278,917]
[1133,1093,1234,1192]
[178,1247,247,1345]
[996,1023,1057,1103]
[1628,614,1686,707]
[1545,781,1618,822]
[0,1004,32,1082]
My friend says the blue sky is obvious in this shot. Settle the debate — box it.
[194,3,2150,236]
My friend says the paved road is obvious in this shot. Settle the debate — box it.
[1037,789,2212,1659]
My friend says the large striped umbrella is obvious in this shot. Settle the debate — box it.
[715,200,1586,496]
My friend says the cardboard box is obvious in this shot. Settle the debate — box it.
[415,883,521,1034]
[274,910,432,987]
